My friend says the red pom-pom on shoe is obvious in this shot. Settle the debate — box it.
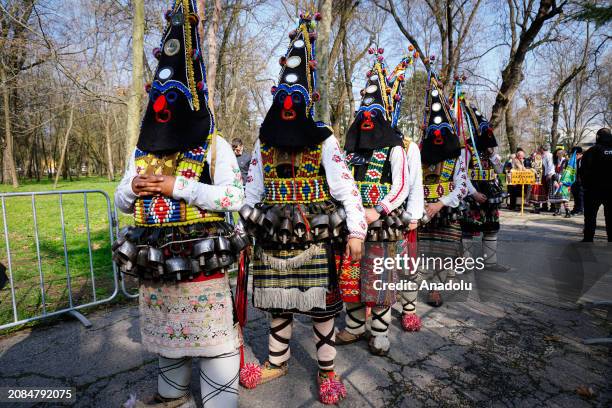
[239,363,262,389]
[319,376,347,405]
[402,313,422,332]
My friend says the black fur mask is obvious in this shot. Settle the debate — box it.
[344,111,403,152]
[259,90,330,149]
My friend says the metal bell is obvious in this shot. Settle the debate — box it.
[136,247,149,268]
[118,226,132,239]
[165,257,192,281]
[329,210,344,230]
[215,236,232,253]
[292,210,306,238]
[249,206,263,225]
[205,254,221,273]
[239,204,253,221]
[311,214,330,240]
[229,233,248,252]
[193,238,215,258]
[115,240,138,264]
[263,210,280,235]
[147,247,164,276]
[399,210,412,225]
[191,259,201,276]
[279,219,293,244]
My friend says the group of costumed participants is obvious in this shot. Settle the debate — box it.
[114,3,508,407]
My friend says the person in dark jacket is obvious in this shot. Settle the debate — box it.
[579,128,612,242]
[232,138,251,185]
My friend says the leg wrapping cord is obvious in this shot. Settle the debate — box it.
[344,302,366,335]
[268,313,293,366]
[400,269,420,315]
[370,306,391,336]
[199,352,240,408]
[483,232,498,265]
[462,234,476,261]
[370,306,391,352]
[158,356,191,399]
[313,316,336,371]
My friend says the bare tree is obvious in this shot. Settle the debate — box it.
[125,0,145,157]
[489,0,566,130]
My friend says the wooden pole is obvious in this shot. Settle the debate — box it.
[521,184,525,215]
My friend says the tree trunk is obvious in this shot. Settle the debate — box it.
[489,0,564,129]
[54,105,75,188]
[206,0,221,117]
[505,103,517,154]
[1,67,19,187]
[316,0,332,123]
[105,112,114,181]
[125,0,145,157]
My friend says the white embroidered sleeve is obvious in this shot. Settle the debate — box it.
[114,153,138,214]
[322,136,367,240]
[439,149,469,208]
[379,146,410,214]
[172,135,245,212]
[244,139,265,207]
[404,142,424,220]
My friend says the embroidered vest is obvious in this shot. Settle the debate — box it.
[422,158,456,201]
[133,135,225,226]
[346,148,392,207]
[467,144,496,181]
[260,142,330,204]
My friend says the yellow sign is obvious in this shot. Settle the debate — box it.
[509,170,535,185]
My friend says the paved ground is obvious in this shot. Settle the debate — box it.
[1,209,611,407]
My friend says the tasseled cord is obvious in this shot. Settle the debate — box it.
[402,229,422,332]
[237,249,262,389]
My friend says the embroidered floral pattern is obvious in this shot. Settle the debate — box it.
[139,277,241,357]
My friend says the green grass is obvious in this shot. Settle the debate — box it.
[0,177,134,330]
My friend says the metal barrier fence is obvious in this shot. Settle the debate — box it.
[0,189,240,331]
[0,190,119,330]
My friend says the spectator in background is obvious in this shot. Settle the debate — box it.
[508,148,527,210]
[580,128,612,242]
[539,144,555,212]
[549,149,571,217]
[523,151,533,168]
[232,138,251,185]
[570,146,584,215]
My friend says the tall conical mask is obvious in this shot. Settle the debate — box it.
[259,11,331,149]
[137,0,214,154]
[462,96,498,151]
[388,46,416,129]
[420,71,461,165]
[344,47,402,152]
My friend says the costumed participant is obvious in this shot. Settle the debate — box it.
[335,48,421,355]
[414,68,469,308]
[458,91,509,272]
[549,149,575,218]
[388,48,425,332]
[113,2,247,406]
[239,11,366,405]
